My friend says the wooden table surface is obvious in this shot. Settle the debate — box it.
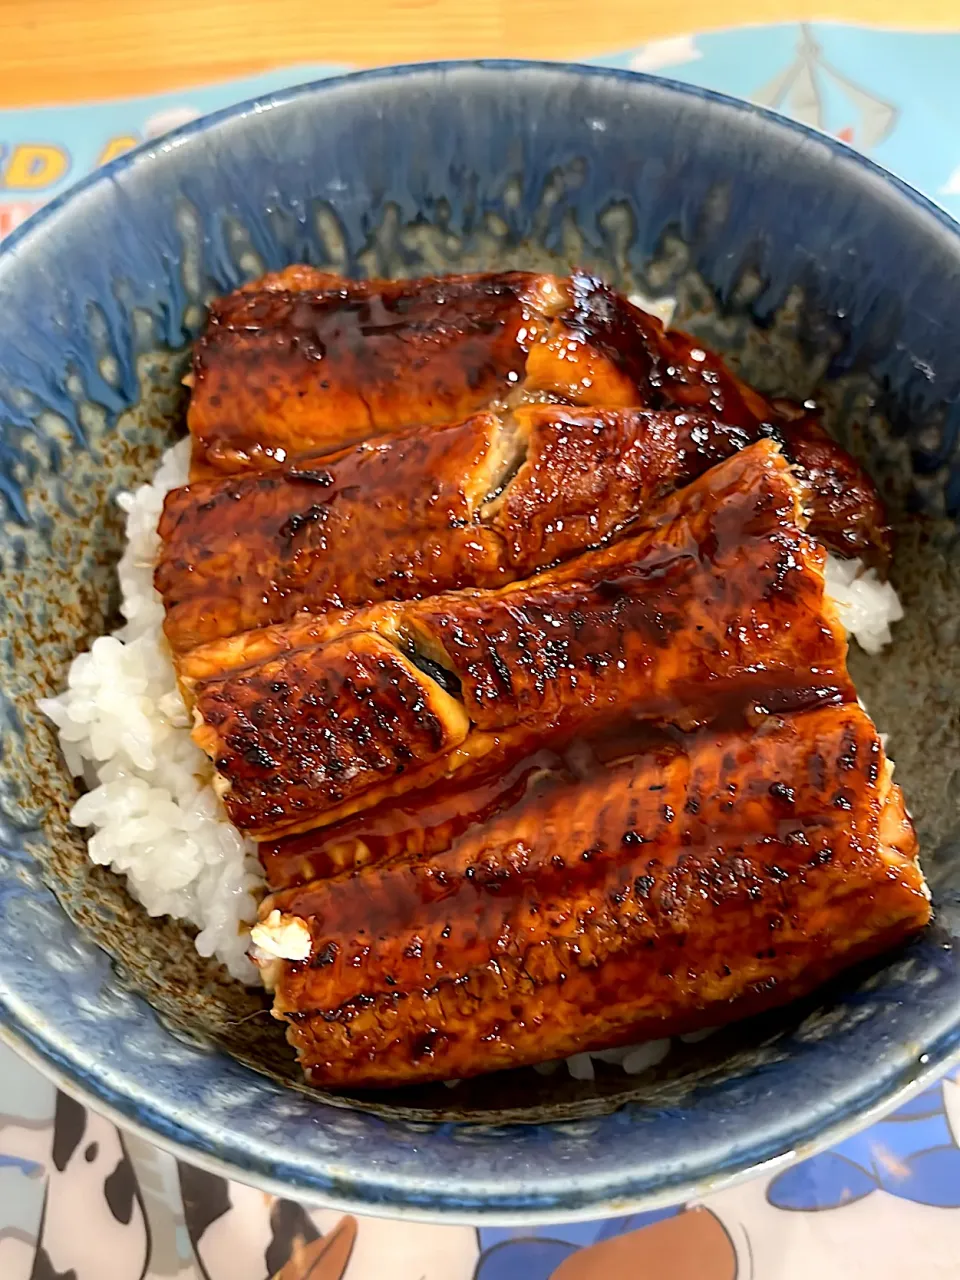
[1,0,957,106]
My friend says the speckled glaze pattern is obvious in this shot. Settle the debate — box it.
[1,61,960,1222]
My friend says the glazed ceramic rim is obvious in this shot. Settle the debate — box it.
[4,1015,959,1226]
[5,59,960,265]
[2,60,960,1224]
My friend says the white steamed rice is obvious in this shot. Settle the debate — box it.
[38,439,262,983]
[824,553,904,655]
[39,434,906,1069]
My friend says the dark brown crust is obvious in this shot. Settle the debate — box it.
[158,404,761,654]
[192,631,469,830]
[260,745,564,890]
[185,268,891,564]
[157,413,508,653]
[542,275,892,564]
[191,442,853,840]
[163,398,889,664]
[783,416,892,565]
[163,266,918,1090]
[487,404,751,571]
[187,271,565,478]
[405,440,850,733]
[262,703,927,1087]
[646,306,893,565]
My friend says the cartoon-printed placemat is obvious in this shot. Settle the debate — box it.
[3,21,960,1278]
[4,1034,960,1279]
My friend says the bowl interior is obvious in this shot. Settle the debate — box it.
[2,62,960,1218]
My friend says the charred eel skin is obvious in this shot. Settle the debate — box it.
[185,268,889,564]
[187,271,566,477]
[166,267,916,1089]
[158,406,734,653]
[256,703,927,1088]
[190,442,853,840]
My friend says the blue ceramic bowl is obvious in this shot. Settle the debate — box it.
[2,61,960,1223]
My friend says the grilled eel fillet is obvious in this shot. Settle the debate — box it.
[187,441,854,840]
[159,399,887,655]
[188,270,566,477]
[251,701,929,1088]
[186,267,889,564]
[157,405,759,653]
